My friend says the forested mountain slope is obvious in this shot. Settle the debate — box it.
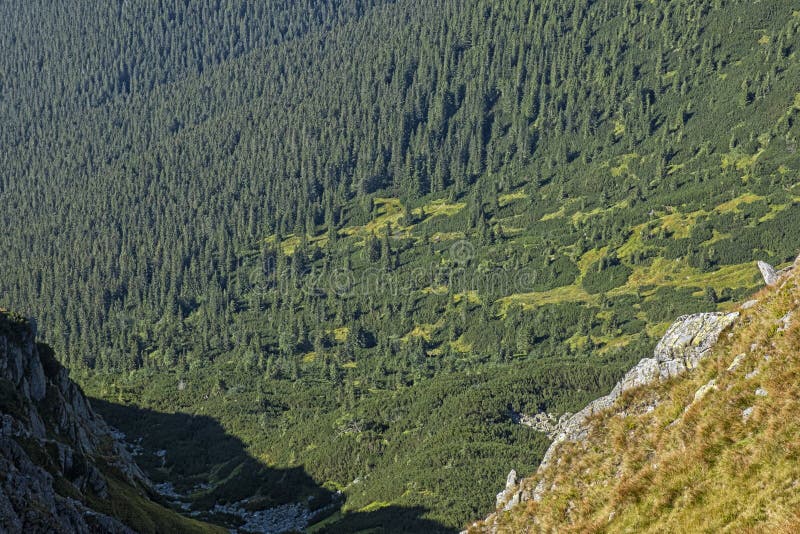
[472,262,800,532]
[2,0,800,530]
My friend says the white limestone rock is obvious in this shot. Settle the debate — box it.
[727,353,746,372]
[496,469,518,509]
[758,261,779,286]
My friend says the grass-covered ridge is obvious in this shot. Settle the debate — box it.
[484,270,800,532]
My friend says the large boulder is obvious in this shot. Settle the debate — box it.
[758,261,779,286]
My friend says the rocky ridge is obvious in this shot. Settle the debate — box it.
[471,258,794,531]
[0,310,164,533]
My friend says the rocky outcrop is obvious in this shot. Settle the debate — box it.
[532,312,738,480]
[467,259,800,532]
[757,261,780,286]
[757,258,796,286]
[510,411,572,440]
[466,254,800,532]
[495,470,518,509]
[479,311,739,520]
[0,310,146,533]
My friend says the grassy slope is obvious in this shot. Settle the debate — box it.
[485,271,800,532]
[90,474,225,534]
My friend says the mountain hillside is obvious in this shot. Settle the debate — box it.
[471,260,800,532]
[0,309,221,533]
[2,0,800,528]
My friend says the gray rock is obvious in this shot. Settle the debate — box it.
[495,470,518,508]
[0,312,148,532]
[502,491,521,511]
[745,369,760,380]
[758,261,779,286]
[778,312,793,332]
[693,379,717,402]
[210,500,317,533]
[755,387,768,397]
[653,312,740,374]
[515,412,562,439]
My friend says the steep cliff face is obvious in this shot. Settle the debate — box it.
[471,260,800,532]
[0,310,219,533]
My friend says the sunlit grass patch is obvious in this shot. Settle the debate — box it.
[721,149,765,172]
[702,229,731,245]
[421,285,449,295]
[657,209,705,238]
[714,192,765,213]
[498,284,599,313]
[565,332,589,351]
[331,327,350,342]
[540,205,567,221]
[413,198,466,219]
[341,197,410,239]
[427,231,465,243]
[450,335,473,353]
[401,320,444,342]
[498,225,524,236]
[597,333,640,353]
[612,258,757,295]
[358,501,392,513]
[264,232,329,255]
[570,200,629,225]
[757,200,796,222]
[453,291,481,305]
[610,152,639,177]
[498,190,529,207]
[616,223,650,261]
[577,247,609,277]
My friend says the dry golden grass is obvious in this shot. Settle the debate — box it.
[477,272,800,533]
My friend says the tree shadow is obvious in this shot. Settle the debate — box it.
[315,506,458,533]
[91,398,455,533]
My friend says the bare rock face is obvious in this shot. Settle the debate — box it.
[757,258,796,286]
[758,261,780,286]
[653,312,740,376]
[0,310,145,533]
[693,379,718,403]
[513,411,571,440]
[495,470,518,509]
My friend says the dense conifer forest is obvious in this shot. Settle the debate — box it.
[2,0,800,530]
